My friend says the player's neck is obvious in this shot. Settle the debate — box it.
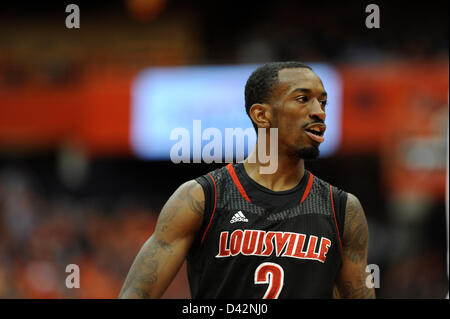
[243,146,305,192]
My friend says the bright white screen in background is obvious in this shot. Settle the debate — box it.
[131,64,342,161]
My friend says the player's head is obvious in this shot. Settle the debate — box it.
[244,61,327,160]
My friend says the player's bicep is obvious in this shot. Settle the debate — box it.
[153,180,204,242]
[341,193,369,263]
[119,180,204,298]
[335,193,375,298]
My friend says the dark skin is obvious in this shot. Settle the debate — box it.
[119,67,375,299]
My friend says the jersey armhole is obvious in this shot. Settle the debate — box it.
[330,185,348,260]
[194,174,216,244]
[332,186,348,241]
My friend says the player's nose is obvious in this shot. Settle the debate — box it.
[309,99,326,122]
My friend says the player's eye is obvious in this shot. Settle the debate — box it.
[295,96,308,103]
[320,100,327,107]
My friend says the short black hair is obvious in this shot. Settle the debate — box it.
[244,61,312,132]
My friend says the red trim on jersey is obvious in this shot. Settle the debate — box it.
[201,173,217,244]
[330,185,343,257]
[226,163,252,203]
[300,173,314,204]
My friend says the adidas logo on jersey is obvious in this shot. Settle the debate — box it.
[230,211,248,223]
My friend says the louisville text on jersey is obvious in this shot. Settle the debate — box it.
[215,229,332,263]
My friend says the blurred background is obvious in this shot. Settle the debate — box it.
[0,0,448,298]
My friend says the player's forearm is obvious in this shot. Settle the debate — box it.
[341,283,375,299]
[119,235,176,299]
[337,272,375,299]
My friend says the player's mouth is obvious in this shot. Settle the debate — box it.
[304,123,326,143]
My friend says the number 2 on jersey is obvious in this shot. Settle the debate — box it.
[254,262,284,299]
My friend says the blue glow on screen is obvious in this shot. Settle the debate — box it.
[130,64,342,161]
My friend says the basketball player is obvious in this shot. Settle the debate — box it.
[119,62,375,299]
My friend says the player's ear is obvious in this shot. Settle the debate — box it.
[249,103,272,129]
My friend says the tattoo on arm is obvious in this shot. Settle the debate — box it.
[180,182,205,216]
[342,195,368,264]
[155,181,204,233]
[337,193,375,299]
[119,237,173,298]
[340,278,374,299]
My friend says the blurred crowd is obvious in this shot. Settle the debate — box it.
[0,165,190,298]
[0,1,448,89]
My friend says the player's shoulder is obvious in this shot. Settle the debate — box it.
[194,163,232,187]
[178,179,204,194]
[309,171,349,205]
[170,179,205,211]
[344,192,364,212]
[173,164,230,208]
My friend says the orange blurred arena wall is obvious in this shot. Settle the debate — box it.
[0,61,447,158]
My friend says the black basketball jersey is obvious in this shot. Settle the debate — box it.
[187,162,348,299]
